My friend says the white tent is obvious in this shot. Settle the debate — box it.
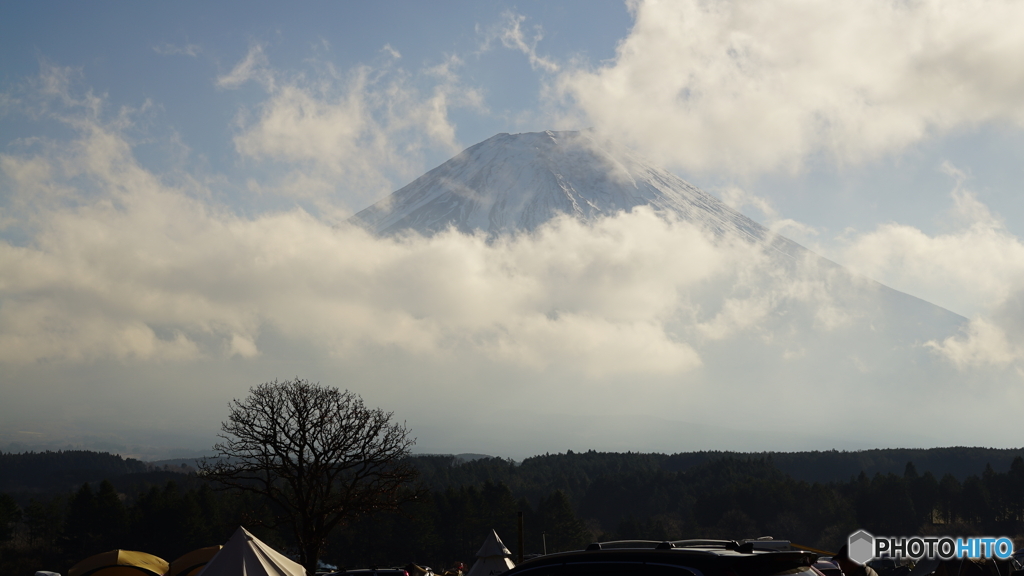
[199,526,306,576]
[466,530,515,576]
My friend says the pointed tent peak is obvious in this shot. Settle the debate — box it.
[200,525,305,576]
[226,525,265,546]
[467,533,515,576]
[476,529,512,558]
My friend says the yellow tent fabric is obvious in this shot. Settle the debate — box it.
[168,546,222,576]
[69,549,169,576]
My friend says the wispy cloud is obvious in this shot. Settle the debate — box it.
[219,45,483,214]
[216,44,273,89]
[484,11,560,73]
[839,174,1024,320]
[717,185,820,243]
[832,169,1024,371]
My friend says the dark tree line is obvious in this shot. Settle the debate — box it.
[0,451,148,494]
[325,482,591,569]
[5,451,1024,575]
[0,476,261,576]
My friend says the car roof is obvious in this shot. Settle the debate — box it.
[507,540,817,575]
[327,565,407,569]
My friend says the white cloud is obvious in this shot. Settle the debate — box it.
[927,317,1023,369]
[0,85,909,379]
[216,44,273,89]
[557,0,1024,174]
[717,185,819,242]
[220,46,484,212]
[832,173,1024,370]
[381,44,401,60]
[2,58,1019,457]
[925,286,1024,371]
[486,11,560,73]
[840,189,1024,319]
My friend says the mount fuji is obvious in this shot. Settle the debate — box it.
[355,131,794,251]
[349,130,975,452]
[354,130,961,328]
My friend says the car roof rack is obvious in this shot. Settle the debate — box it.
[585,540,756,553]
[586,540,679,551]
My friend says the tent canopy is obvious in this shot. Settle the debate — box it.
[198,526,305,576]
[467,530,515,576]
[69,549,169,576]
[168,546,222,576]
[475,530,511,558]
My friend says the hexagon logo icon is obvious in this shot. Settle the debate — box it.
[848,530,875,564]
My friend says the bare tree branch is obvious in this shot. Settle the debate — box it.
[198,378,420,576]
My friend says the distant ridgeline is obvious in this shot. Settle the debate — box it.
[663,447,1024,483]
[411,447,1024,491]
[3,446,1023,496]
[0,450,148,493]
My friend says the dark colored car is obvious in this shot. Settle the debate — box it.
[867,558,910,576]
[500,539,818,576]
[325,568,411,576]
[813,559,842,576]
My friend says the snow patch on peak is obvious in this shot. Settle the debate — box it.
[352,131,800,256]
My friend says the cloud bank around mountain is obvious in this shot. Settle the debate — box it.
[4,3,1024,456]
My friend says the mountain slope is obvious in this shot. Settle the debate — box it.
[354,130,800,254]
[353,130,963,327]
[341,130,990,453]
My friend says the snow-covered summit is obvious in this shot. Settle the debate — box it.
[353,131,796,253]
[351,129,965,330]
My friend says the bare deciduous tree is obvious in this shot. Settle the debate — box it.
[199,378,419,576]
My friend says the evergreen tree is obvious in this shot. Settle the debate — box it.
[0,493,20,544]
[65,483,99,561]
[938,473,962,524]
[909,470,939,526]
[22,496,63,553]
[1007,457,1024,521]
[537,490,589,553]
[960,475,990,526]
[94,480,128,552]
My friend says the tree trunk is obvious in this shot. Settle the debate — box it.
[301,539,322,576]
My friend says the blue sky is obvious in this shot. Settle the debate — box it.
[3,1,1024,459]
[0,2,629,195]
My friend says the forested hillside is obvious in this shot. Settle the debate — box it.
[3,447,1024,575]
[0,451,148,494]
[411,446,1024,492]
